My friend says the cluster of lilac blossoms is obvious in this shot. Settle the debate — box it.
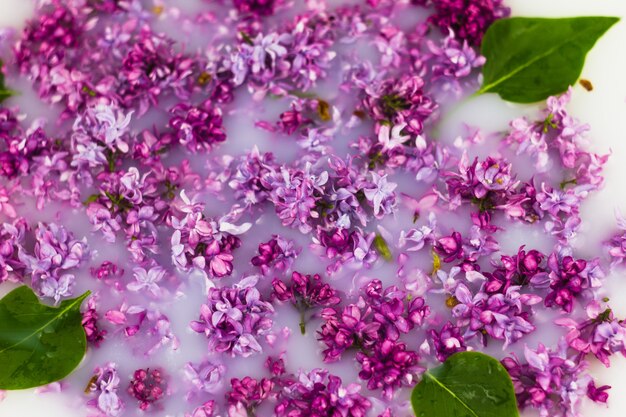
[1,1,625,417]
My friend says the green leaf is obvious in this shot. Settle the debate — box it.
[477,17,619,103]
[0,60,15,103]
[0,286,90,390]
[373,234,392,261]
[411,351,519,417]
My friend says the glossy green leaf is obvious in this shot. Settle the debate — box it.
[0,286,90,390]
[477,17,619,103]
[411,351,519,417]
[0,60,14,102]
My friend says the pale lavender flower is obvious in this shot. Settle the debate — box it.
[87,362,124,417]
[94,104,133,153]
[184,361,225,394]
[127,266,166,297]
[377,123,410,151]
[40,274,75,304]
[363,172,397,217]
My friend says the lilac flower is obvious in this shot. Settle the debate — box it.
[423,0,510,46]
[474,157,514,193]
[427,31,485,92]
[399,212,437,252]
[18,222,88,301]
[86,363,124,417]
[434,231,464,263]
[536,184,579,217]
[184,360,225,394]
[82,297,107,347]
[587,380,610,404]
[233,0,276,16]
[128,368,167,411]
[264,164,328,233]
[429,322,467,362]
[275,369,371,417]
[357,339,422,399]
[363,172,397,217]
[362,74,436,134]
[169,100,226,152]
[251,235,300,274]
[190,277,274,357]
[40,274,75,304]
[502,342,593,417]
[94,104,133,153]
[186,401,216,417]
[607,210,626,265]
[273,271,340,334]
[226,376,274,414]
[317,304,381,362]
[539,253,589,313]
[556,301,626,367]
[0,186,17,218]
[127,266,166,297]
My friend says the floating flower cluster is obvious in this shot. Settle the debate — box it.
[0,1,623,417]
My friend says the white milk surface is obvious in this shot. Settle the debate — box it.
[1,0,626,416]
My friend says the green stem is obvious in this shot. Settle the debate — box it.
[299,309,306,335]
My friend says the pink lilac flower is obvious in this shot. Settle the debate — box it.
[587,381,610,404]
[190,277,274,357]
[127,368,167,411]
[556,301,626,367]
[82,297,107,347]
[226,376,274,415]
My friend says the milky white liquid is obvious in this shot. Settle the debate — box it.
[2,1,626,417]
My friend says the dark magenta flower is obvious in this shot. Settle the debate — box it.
[423,0,510,46]
[541,253,588,313]
[356,339,422,399]
[587,380,610,403]
[127,368,167,410]
[226,376,274,412]
[251,235,300,274]
[429,322,466,362]
[169,100,226,153]
[82,298,106,347]
[232,0,276,17]
[272,271,340,334]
